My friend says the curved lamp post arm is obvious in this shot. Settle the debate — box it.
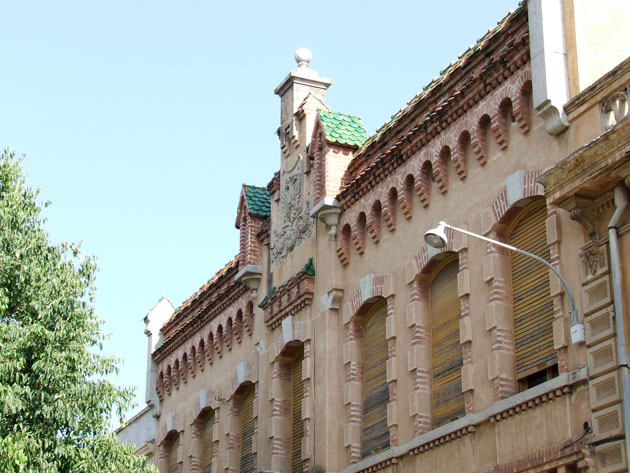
[433,221,583,343]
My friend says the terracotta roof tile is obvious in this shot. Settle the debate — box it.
[356,4,522,156]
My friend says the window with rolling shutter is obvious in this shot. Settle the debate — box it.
[509,200,557,389]
[167,434,179,473]
[201,411,214,473]
[361,303,390,459]
[240,386,255,473]
[291,352,304,473]
[431,258,464,428]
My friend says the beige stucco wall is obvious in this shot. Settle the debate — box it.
[148,6,630,473]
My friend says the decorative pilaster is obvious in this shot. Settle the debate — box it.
[407,279,432,436]
[483,230,516,401]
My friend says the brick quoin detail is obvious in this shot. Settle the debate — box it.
[271,437,291,457]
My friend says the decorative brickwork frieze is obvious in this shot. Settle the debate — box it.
[258,260,315,329]
[366,200,383,243]
[383,188,397,232]
[352,213,367,254]
[337,224,352,266]
[434,146,450,193]
[416,161,432,207]
[172,360,180,390]
[399,174,415,219]
[156,290,254,398]
[335,66,534,265]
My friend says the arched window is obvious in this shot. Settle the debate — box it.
[509,200,557,390]
[291,352,304,473]
[240,385,255,473]
[431,258,464,427]
[167,433,179,473]
[201,411,215,473]
[361,303,389,458]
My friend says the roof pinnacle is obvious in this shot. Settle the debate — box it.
[295,48,312,69]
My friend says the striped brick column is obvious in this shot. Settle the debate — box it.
[269,358,292,472]
[302,340,313,473]
[385,296,399,446]
[457,240,475,414]
[407,279,433,436]
[342,319,364,463]
[225,398,241,473]
[546,207,569,373]
[483,231,516,400]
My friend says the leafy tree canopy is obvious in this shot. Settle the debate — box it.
[0,150,155,472]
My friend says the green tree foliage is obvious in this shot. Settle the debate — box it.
[0,150,156,472]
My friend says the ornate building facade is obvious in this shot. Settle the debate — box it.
[119,1,630,472]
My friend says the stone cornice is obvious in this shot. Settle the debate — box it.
[564,55,630,119]
[539,116,630,204]
[153,280,248,363]
[259,259,315,329]
[338,7,529,210]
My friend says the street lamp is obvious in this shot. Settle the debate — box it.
[424,221,585,344]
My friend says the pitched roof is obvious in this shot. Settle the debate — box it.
[319,111,368,147]
[243,185,271,217]
[356,4,523,156]
[169,256,239,321]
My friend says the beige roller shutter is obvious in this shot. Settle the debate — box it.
[431,259,464,427]
[361,303,390,459]
[167,434,179,473]
[202,411,214,473]
[291,352,304,473]
[510,201,556,380]
[240,386,255,473]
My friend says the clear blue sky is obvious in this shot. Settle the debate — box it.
[1,0,518,419]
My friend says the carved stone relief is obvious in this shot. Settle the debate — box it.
[270,157,314,268]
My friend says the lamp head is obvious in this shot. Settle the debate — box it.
[424,221,448,249]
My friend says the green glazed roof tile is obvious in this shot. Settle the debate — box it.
[243,185,271,217]
[319,111,367,147]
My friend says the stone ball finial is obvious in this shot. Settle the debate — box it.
[295,48,312,68]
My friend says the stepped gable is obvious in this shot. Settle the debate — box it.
[339,4,528,208]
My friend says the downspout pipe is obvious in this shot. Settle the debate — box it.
[608,184,630,463]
